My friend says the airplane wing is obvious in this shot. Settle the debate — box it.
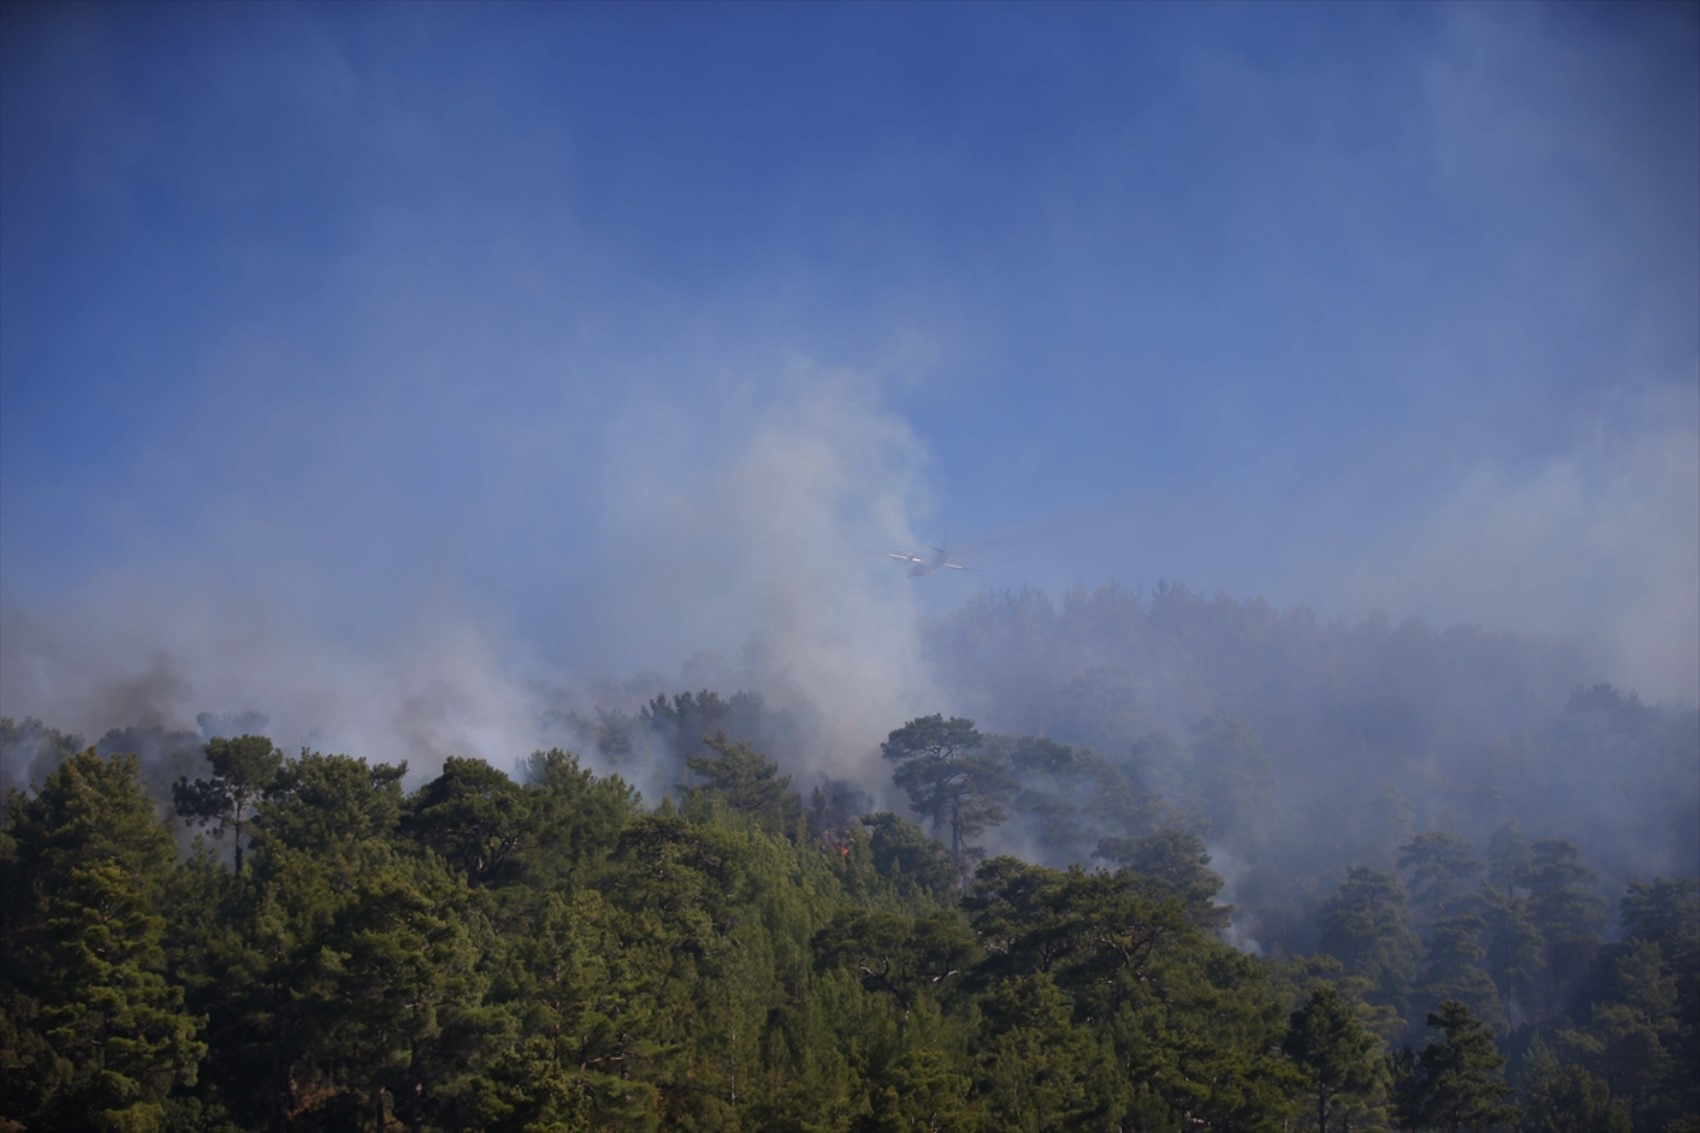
[944,563,978,571]
[886,552,923,564]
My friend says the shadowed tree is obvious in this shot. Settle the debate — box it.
[1317,867,1421,1016]
[405,756,533,885]
[1414,913,1505,1036]
[881,715,1014,869]
[862,811,960,900]
[1399,832,1481,923]
[1522,839,1606,1017]
[1094,826,1230,931]
[1554,935,1685,1129]
[1477,884,1544,1030]
[1515,1035,1629,1133]
[684,731,801,837]
[1396,999,1517,1133]
[1,750,206,1130]
[1283,982,1384,1133]
[172,734,284,873]
[1485,823,1533,898]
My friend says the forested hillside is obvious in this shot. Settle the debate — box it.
[2,584,1696,1131]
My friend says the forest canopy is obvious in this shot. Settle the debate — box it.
[2,582,1696,1131]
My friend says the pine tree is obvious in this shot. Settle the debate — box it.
[862,996,979,1132]
[519,746,640,889]
[1477,884,1544,1030]
[1317,867,1421,1017]
[1516,1035,1630,1133]
[973,972,1121,1131]
[1093,827,1230,931]
[257,749,408,859]
[862,812,958,901]
[683,731,802,838]
[1398,833,1481,923]
[172,734,284,873]
[2,750,206,1131]
[1522,840,1606,1019]
[1284,983,1384,1133]
[405,756,532,885]
[1485,824,1532,898]
[1396,999,1517,1133]
[880,716,1014,870]
[1414,915,1505,1036]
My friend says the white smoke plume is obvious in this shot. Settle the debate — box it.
[0,368,949,786]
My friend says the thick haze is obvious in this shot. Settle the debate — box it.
[2,3,1696,773]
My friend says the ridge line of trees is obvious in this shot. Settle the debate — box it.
[3,709,1695,1131]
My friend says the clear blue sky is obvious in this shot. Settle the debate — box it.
[3,1,1697,710]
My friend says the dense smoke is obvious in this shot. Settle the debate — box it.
[0,370,949,789]
[3,372,1696,965]
[580,369,944,778]
[2,6,1696,957]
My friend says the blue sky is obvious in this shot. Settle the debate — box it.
[2,1,1696,746]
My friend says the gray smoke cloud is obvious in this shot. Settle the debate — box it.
[0,591,545,774]
[0,367,950,785]
[1304,383,1699,704]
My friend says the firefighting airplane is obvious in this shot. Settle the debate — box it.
[886,542,977,577]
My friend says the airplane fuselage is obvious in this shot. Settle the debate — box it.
[888,546,973,576]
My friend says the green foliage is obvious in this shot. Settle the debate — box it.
[1317,867,1421,1019]
[814,907,977,1014]
[962,857,1294,1129]
[173,735,285,872]
[971,972,1121,1131]
[1414,914,1505,1037]
[1399,832,1481,922]
[519,746,638,888]
[405,756,531,884]
[1554,930,1693,1130]
[1284,982,1386,1133]
[3,704,1690,1133]
[1,750,206,1131]
[862,812,959,901]
[1516,1039,1629,1133]
[258,749,408,859]
[880,715,1014,869]
[1395,999,1518,1133]
[684,731,802,837]
[1094,826,1230,931]
[1522,839,1607,1012]
[1475,884,1543,1030]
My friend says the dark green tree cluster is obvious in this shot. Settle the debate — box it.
[1301,828,1698,1132]
[1,750,206,1131]
[2,703,1694,1132]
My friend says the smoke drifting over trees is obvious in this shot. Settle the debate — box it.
[3,3,1697,1127]
[2,371,1695,918]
